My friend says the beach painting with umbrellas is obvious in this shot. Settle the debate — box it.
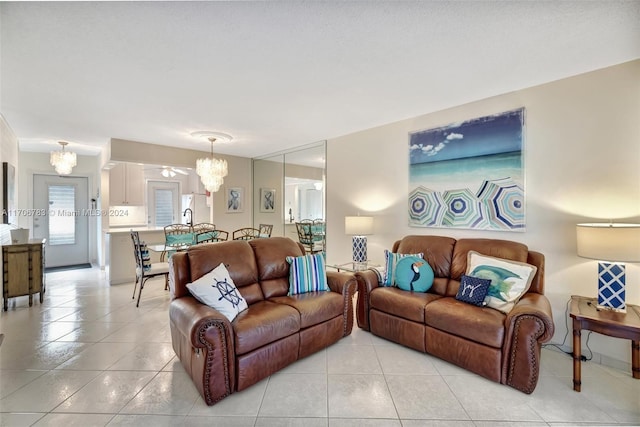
[408,108,525,231]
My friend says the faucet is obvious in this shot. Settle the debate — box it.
[183,208,193,227]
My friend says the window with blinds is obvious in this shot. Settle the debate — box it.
[48,184,76,245]
[154,188,174,227]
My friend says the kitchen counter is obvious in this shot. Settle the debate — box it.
[105,226,164,234]
[104,227,166,285]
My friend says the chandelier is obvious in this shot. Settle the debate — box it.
[50,141,77,175]
[196,137,228,193]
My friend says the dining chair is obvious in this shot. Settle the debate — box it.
[196,229,229,243]
[295,222,324,254]
[130,231,169,307]
[258,223,273,237]
[163,224,194,260]
[232,227,260,240]
[192,223,217,243]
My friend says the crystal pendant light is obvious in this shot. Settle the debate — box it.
[50,141,77,175]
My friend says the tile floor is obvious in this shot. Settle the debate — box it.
[1,267,639,427]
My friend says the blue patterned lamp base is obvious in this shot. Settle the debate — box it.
[352,236,368,263]
[597,262,626,312]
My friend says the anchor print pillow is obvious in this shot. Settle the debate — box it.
[186,262,248,321]
[466,251,537,313]
[455,275,491,306]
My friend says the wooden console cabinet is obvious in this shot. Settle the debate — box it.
[2,239,46,311]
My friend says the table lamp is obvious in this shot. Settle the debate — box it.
[345,216,373,263]
[576,223,640,311]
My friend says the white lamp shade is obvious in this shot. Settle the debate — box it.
[576,223,640,262]
[345,216,373,235]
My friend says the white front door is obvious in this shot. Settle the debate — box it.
[33,174,89,268]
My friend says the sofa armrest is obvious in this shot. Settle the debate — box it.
[169,296,236,405]
[326,271,356,295]
[354,269,381,331]
[170,296,234,346]
[327,271,358,336]
[502,292,555,394]
[506,293,555,343]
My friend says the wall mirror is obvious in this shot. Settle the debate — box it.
[253,141,326,241]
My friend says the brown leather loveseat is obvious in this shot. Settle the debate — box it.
[169,237,357,405]
[356,235,554,394]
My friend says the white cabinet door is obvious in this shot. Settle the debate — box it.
[109,163,144,205]
[125,164,144,205]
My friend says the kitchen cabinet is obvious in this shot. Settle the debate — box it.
[109,163,144,205]
[2,239,46,311]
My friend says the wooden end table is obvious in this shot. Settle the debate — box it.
[569,295,640,392]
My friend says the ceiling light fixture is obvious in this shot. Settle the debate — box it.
[161,167,176,178]
[50,141,77,175]
[192,131,232,193]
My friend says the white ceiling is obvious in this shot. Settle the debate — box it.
[1,1,639,159]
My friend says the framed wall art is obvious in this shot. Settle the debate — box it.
[408,108,525,231]
[260,188,276,213]
[225,187,244,213]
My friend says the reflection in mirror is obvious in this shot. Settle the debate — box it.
[253,141,325,242]
[253,154,285,237]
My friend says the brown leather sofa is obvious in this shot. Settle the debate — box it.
[169,237,357,405]
[356,235,554,394]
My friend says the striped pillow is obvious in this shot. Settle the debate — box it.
[286,253,329,295]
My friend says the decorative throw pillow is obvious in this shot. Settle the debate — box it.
[394,256,434,292]
[286,253,329,295]
[383,250,424,286]
[186,262,248,321]
[135,242,152,271]
[166,233,195,246]
[466,251,537,313]
[455,275,491,306]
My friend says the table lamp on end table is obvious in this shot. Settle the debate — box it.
[576,223,640,312]
[345,215,373,264]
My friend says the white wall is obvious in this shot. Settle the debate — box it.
[326,59,640,367]
[0,114,20,212]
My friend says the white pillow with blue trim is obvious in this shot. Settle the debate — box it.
[466,251,537,313]
[286,253,329,295]
[186,262,248,321]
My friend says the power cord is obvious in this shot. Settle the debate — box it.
[542,297,593,361]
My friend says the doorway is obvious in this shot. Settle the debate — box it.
[33,174,90,268]
[147,181,180,227]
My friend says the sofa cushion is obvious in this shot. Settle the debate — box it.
[395,256,434,292]
[270,291,343,329]
[187,241,264,304]
[286,253,329,295]
[251,237,305,299]
[466,251,537,313]
[186,262,248,321]
[455,275,491,306]
[425,297,505,348]
[383,250,424,286]
[233,300,301,355]
[370,287,442,323]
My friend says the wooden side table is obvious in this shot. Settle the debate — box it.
[569,295,640,392]
[2,239,46,311]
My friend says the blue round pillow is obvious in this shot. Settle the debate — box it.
[394,256,434,292]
